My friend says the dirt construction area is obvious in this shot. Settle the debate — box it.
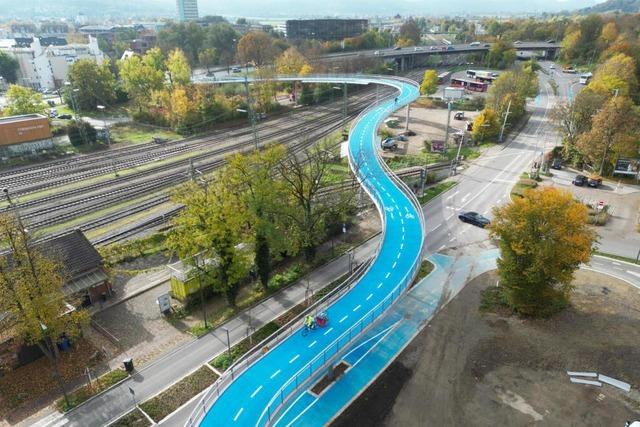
[333,270,640,427]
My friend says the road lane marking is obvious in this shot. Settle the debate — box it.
[612,262,621,266]
[324,327,334,336]
[445,191,459,200]
[438,244,445,251]
[233,408,244,421]
[339,315,348,323]
[366,293,373,301]
[308,340,317,348]
[396,252,401,259]
[446,214,454,220]
[289,354,300,364]
[392,261,397,269]
[402,227,405,233]
[251,386,263,398]
[377,282,383,289]
[627,270,640,278]
[353,305,361,312]
[400,243,404,250]
[270,369,281,379]
[385,272,391,278]
[461,193,471,202]
[402,234,405,240]
[430,224,441,232]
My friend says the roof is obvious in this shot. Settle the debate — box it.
[0,114,48,125]
[37,230,104,279]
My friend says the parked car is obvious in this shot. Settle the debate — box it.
[454,112,465,120]
[231,67,242,73]
[588,175,603,188]
[550,158,562,169]
[58,114,72,120]
[562,68,577,74]
[470,41,481,46]
[395,134,408,142]
[572,174,587,186]
[381,138,398,150]
[458,211,490,228]
[49,108,58,118]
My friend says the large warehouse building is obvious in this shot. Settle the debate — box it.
[0,114,53,157]
[286,19,368,41]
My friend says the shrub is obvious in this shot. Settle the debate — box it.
[67,120,97,146]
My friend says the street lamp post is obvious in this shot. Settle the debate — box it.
[96,105,111,147]
[222,327,231,357]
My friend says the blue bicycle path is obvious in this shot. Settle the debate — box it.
[272,250,499,427]
[199,77,424,426]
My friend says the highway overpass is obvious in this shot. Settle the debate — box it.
[319,41,560,71]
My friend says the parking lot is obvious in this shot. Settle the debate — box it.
[544,166,640,259]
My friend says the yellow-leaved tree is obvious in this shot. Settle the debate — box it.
[471,108,500,143]
[419,70,438,96]
[489,187,596,316]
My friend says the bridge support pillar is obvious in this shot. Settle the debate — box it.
[405,104,411,133]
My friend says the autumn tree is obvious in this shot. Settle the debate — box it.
[489,187,596,317]
[550,88,607,163]
[237,31,276,67]
[419,70,438,96]
[275,47,309,75]
[576,95,639,175]
[485,40,516,69]
[0,213,88,405]
[486,64,537,122]
[472,108,500,142]
[589,53,638,98]
[168,179,249,307]
[225,145,289,290]
[118,54,165,111]
[166,49,192,87]
[66,59,117,111]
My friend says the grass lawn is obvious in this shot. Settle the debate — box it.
[139,366,218,422]
[109,123,180,146]
[412,259,435,285]
[418,181,457,205]
[57,369,129,412]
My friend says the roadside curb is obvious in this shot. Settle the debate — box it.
[593,254,639,267]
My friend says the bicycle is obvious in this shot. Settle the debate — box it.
[301,321,315,336]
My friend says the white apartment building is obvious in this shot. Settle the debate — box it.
[176,0,199,21]
[0,36,104,91]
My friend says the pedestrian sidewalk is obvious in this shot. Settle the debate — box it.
[35,236,381,427]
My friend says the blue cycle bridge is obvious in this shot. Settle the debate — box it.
[187,75,425,427]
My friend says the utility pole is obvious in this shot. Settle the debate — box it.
[498,99,512,143]
[342,83,348,140]
[65,82,88,146]
[443,100,452,146]
[242,74,259,150]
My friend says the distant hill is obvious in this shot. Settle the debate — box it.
[579,0,640,13]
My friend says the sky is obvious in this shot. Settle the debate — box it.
[0,0,602,20]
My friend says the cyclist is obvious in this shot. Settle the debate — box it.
[394,97,398,103]
[305,314,315,330]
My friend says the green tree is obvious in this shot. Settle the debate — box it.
[118,55,165,111]
[143,47,166,72]
[67,59,117,111]
[205,23,239,67]
[225,145,289,290]
[298,84,314,106]
[489,187,596,317]
[168,179,249,307]
[485,40,516,69]
[0,51,19,84]
[399,19,421,45]
[67,120,97,146]
[0,213,89,405]
[4,84,44,116]
[419,70,438,96]
[277,144,351,261]
[576,96,639,175]
[198,48,217,73]
[157,21,205,65]
[166,49,192,87]
[237,31,276,66]
[486,65,537,122]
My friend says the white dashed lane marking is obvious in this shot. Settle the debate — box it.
[366,293,373,301]
[339,315,348,323]
[353,305,361,312]
[270,369,281,379]
[233,408,244,421]
[308,340,317,348]
[250,386,262,398]
[385,272,391,279]
[324,327,334,336]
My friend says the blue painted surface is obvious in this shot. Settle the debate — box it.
[274,251,499,427]
[199,78,423,426]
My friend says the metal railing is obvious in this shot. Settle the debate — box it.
[258,76,426,425]
[184,75,425,427]
[185,257,373,427]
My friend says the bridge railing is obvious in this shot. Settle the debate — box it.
[259,76,426,426]
[185,255,374,427]
[185,75,425,427]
